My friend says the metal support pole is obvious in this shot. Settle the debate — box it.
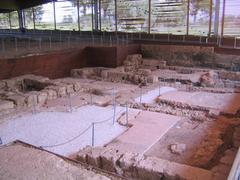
[140,87,142,103]
[33,96,37,114]
[208,0,213,37]
[49,36,52,49]
[148,0,151,34]
[186,0,190,35]
[90,94,93,105]
[77,0,80,31]
[114,0,118,32]
[234,37,237,49]
[68,36,70,48]
[221,0,226,38]
[39,38,42,49]
[112,88,116,125]
[159,83,161,96]
[92,122,95,146]
[214,0,220,36]
[8,13,11,29]
[110,35,112,47]
[68,93,73,113]
[53,2,57,30]
[125,102,128,126]
[32,8,36,30]
[1,38,5,53]
[15,37,18,52]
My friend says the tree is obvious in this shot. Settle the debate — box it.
[0,13,9,29]
[62,15,73,23]
[190,0,210,24]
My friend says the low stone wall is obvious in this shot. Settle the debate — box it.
[141,44,240,70]
[77,146,213,180]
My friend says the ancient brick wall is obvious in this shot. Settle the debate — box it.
[0,44,141,80]
[0,48,87,80]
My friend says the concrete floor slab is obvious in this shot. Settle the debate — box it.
[107,110,180,154]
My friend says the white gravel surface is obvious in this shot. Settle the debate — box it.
[0,105,126,156]
[135,86,177,103]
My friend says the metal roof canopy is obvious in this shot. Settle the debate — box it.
[0,0,56,13]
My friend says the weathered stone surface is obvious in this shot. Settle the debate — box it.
[0,143,111,180]
[0,100,15,111]
[77,146,213,180]
[42,89,57,100]
[37,91,48,106]
[0,81,6,89]
[24,92,38,107]
[147,75,158,83]
[169,143,186,155]
[6,95,26,108]
[138,156,213,180]
[200,71,219,87]
[47,85,66,97]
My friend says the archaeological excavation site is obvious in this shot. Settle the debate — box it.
[0,0,240,180]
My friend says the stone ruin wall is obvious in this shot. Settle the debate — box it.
[141,44,240,70]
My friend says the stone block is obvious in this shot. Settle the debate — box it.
[42,89,57,100]
[24,92,38,107]
[37,91,48,106]
[0,81,6,89]
[6,95,26,108]
[0,100,15,111]
[47,85,67,97]
[147,75,159,83]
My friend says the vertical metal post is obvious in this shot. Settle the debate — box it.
[140,87,142,103]
[49,36,52,49]
[112,88,116,125]
[15,37,18,52]
[110,35,112,47]
[125,102,128,126]
[114,0,118,32]
[32,8,36,30]
[159,82,161,96]
[186,0,190,35]
[8,13,12,29]
[91,0,94,31]
[77,0,80,31]
[53,1,57,30]
[68,36,70,48]
[92,122,95,146]
[148,0,151,34]
[234,37,237,49]
[39,38,42,49]
[68,93,73,113]
[33,96,37,114]
[208,0,213,37]
[99,0,102,31]
[214,0,220,36]
[90,93,93,105]
[1,38,5,53]
[221,0,226,38]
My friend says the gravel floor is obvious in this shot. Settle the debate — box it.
[135,86,177,103]
[0,105,127,156]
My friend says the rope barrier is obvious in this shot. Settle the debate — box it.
[39,107,126,149]
[40,124,92,148]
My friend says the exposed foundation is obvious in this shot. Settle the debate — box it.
[1,49,240,180]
